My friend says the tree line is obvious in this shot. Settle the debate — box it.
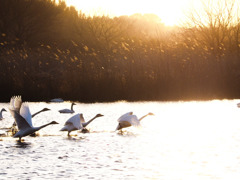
[0,0,240,102]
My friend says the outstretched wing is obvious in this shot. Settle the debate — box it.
[8,108,31,130]
[65,113,82,130]
[9,96,22,113]
[127,115,140,127]
[117,112,133,122]
[20,103,33,127]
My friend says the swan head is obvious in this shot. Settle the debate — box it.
[50,121,59,125]
[72,103,76,106]
[148,112,154,116]
[1,108,7,112]
[42,108,50,112]
[96,114,104,117]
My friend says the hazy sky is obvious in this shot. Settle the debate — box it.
[64,0,239,26]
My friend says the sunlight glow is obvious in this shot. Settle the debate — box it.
[64,0,196,26]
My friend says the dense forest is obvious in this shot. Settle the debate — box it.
[0,0,240,102]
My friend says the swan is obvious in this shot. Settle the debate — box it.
[9,96,51,134]
[116,112,154,131]
[0,108,7,120]
[59,102,76,113]
[61,113,104,135]
[80,113,104,133]
[60,113,83,136]
[50,98,64,103]
[9,103,58,142]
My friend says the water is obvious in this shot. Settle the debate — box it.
[1,100,240,179]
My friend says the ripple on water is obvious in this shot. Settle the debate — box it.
[1,101,240,179]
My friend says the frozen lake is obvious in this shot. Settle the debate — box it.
[1,100,240,179]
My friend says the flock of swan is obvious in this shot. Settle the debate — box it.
[0,96,154,142]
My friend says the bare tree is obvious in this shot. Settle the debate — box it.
[185,0,239,58]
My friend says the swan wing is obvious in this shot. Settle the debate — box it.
[118,112,133,122]
[126,115,140,127]
[20,103,33,127]
[64,114,82,130]
[60,124,76,131]
[8,108,31,130]
[80,114,85,123]
[10,96,22,112]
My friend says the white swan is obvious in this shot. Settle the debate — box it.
[0,108,7,120]
[50,98,64,103]
[60,113,83,136]
[9,103,58,142]
[60,113,104,135]
[9,96,51,134]
[116,112,154,131]
[59,102,76,113]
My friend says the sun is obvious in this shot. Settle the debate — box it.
[64,0,194,26]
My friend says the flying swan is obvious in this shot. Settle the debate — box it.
[60,113,104,135]
[59,102,76,113]
[60,113,83,136]
[0,108,7,120]
[9,103,58,142]
[9,96,51,134]
[116,112,154,131]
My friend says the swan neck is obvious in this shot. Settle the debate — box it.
[31,109,44,118]
[82,116,97,127]
[71,104,74,110]
[139,114,149,121]
[38,122,54,130]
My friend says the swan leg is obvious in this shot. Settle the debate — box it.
[67,131,71,136]
[18,137,21,142]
